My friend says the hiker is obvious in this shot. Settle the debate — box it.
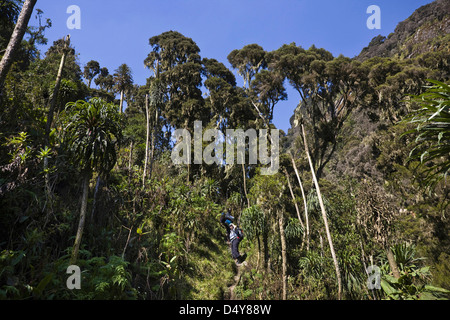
[220,209,234,243]
[229,223,246,265]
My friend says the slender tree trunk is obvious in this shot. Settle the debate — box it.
[0,0,37,88]
[90,176,102,224]
[319,232,324,257]
[242,163,250,208]
[44,35,69,205]
[46,36,69,140]
[284,168,304,230]
[386,246,400,279]
[290,153,310,250]
[122,225,133,260]
[302,124,342,300]
[278,210,287,300]
[128,141,133,176]
[256,236,261,271]
[119,90,124,114]
[263,220,269,271]
[186,124,190,184]
[187,163,190,183]
[148,106,158,180]
[142,95,149,189]
[71,169,91,265]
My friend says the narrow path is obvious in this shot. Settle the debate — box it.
[229,264,243,300]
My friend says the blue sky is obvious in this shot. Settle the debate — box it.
[34,0,434,132]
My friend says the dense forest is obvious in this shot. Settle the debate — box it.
[0,0,449,300]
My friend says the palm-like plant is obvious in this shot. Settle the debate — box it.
[404,79,450,189]
[59,98,123,264]
[113,64,133,113]
[378,243,450,300]
[241,205,267,270]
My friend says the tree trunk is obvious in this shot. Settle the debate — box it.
[128,140,134,182]
[0,0,37,87]
[46,36,69,141]
[90,175,102,224]
[284,168,304,230]
[278,210,287,300]
[242,163,250,208]
[386,246,400,279]
[148,106,158,180]
[263,220,269,271]
[142,94,149,189]
[256,236,261,271]
[122,225,133,260]
[71,169,91,265]
[302,124,342,300]
[44,35,70,206]
[290,153,310,250]
[119,90,124,114]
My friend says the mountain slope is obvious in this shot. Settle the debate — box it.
[357,0,449,61]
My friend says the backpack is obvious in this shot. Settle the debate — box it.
[221,212,234,225]
[235,227,244,240]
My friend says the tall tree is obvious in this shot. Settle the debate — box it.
[145,31,207,131]
[142,94,150,189]
[289,152,310,250]
[0,0,21,50]
[95,67,114,92]
[284,168,305,231]
[44,35,70,200]
[250,69,287,124]
[302,124,342,300]
[45,35,71,142]
[273,44,365,178]
[59,98,122,264]
[113,63,133,114]
[227,44,287,132]
[83,60,100,88]
[202,57,237,131]
[145,31,208,182]
[0,0,37,88]
[147,79,165,180]
[228,44,267,90]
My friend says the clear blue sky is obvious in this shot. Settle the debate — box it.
[34,0,434,132]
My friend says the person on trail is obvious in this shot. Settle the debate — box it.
[220,209,234,243]
[229,223,246,265]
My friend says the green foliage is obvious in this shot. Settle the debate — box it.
[59,98,123,175]
[284,218,303,242]
[241,205,266,240]
[58,255,138,300]
[379,244,450,300]
[402,79,450,189]
[0,250,26,299]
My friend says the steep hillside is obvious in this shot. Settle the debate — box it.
[284,0,450,292]
[357,0,449,61]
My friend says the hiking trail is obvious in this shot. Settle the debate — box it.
[229,264,243,300]
[228,261,248,300]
